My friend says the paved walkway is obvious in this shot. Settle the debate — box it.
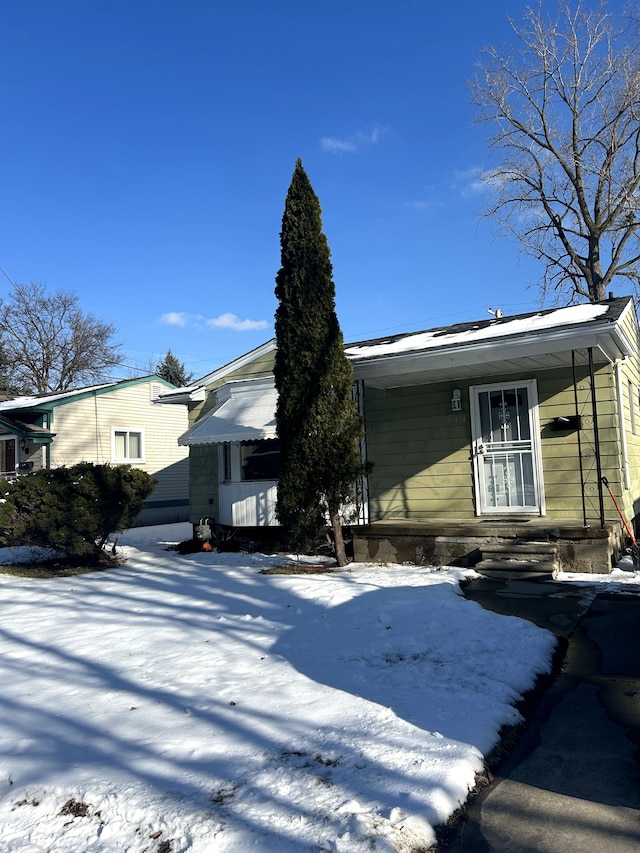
[440,578,640,853]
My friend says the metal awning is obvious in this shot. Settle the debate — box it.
[179,383,277,446]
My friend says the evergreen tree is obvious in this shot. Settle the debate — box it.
[274,158,365,566]
[155,349,193,386]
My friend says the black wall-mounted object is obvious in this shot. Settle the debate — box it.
[552,415,581,431]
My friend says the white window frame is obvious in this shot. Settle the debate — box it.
[112,427,145,463]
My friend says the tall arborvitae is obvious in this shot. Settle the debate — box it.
[274,158,365,566]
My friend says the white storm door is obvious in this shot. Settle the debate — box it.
[471,380,544,515]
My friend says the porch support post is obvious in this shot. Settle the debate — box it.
[588,347,606,528]
[572,350,588,528]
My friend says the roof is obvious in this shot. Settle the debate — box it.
[0,375,174,414]
[0,415,54,443]
[178,378,277,446]
[158,340,277,405]
[347,296,636,389]
[171,297,640,434]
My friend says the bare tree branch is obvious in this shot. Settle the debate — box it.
[0,282,123,394]
[471,1,640,304]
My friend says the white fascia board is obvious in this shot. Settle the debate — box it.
[156,386,207,405]
[189,339,276,389]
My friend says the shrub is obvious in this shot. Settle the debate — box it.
[0,463,156,560]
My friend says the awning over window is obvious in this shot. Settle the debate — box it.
[179,384,278,446]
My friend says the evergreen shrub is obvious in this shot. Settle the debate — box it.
[0,463,156,560]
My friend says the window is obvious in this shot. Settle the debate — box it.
[240,440,280,481]
[112,428,144,462]
[220,440,280,482]
[223,442,232,482]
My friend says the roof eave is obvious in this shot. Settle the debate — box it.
[351,321,634,384]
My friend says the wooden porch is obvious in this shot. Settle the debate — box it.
[352,517,627,575]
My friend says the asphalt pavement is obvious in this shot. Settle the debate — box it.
[439,577,640,853]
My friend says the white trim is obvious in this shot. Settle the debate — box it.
[111,427,145,463]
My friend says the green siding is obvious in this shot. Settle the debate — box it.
[365,383,476,520]
[616,306,640,525]
[364,356,640,524]
[188,444,219,524]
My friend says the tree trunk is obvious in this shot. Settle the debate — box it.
[330,510,348,567]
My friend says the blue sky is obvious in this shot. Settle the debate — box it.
[0,1,625,382]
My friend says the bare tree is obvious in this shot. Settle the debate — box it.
[0,282,123,394]
[471,1,640,304]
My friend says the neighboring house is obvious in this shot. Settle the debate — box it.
[0,375,190,526]
[158,341,277,528]
[163,296,640,571]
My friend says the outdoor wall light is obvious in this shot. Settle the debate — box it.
[451,389,462,412]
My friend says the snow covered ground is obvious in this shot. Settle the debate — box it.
[0,523,636,853]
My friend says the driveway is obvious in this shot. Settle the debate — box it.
[440,577,640,853]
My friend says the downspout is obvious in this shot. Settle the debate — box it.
[614,360,632,491]
[94,390,99,461]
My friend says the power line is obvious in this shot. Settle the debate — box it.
[0,265,17,288]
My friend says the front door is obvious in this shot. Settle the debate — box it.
[470,380,544,515]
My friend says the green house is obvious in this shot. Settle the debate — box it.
[165,296,640,572]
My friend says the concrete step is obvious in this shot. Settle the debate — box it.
[475,558,559,580]
[481,541,558,559]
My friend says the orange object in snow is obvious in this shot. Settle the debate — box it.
[201,541,213,551]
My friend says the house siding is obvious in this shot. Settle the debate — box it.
[365,382,476,520]
[48,383,190,525]
[189,444,220,525]
[364,359,633,524]
[615,306,640,527]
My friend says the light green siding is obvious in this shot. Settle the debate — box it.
[364,354,640,525]
[189,444,220,524]
[365,382,476,519]
[614,306,640,525]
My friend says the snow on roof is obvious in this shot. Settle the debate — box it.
[346,303,611,360]
[0,376,166,412]
[0,382,114,412]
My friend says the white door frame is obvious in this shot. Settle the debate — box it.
[470,379,545,516]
